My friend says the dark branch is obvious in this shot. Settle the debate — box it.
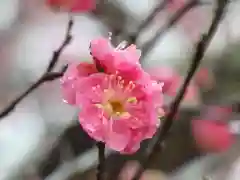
[97,142,106,180]
[0,70,65,119]
[129,0,168,43]
[140,0,201,60]
[46,16,73,73]
[0,16,73,119]
[131,0,229,179]
[138,0,168,32]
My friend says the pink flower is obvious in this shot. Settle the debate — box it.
[77,73,164,153]
[192,120,233,153]
[61,38,164,153]
[46,0,96,12]
[192,105,234,153]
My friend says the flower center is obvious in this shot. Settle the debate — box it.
[96,98,134,119]
[94,75,138,119]
[109,100,125,114]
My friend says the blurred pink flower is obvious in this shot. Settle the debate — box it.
[167,0,185,12]
[61,38,165,153]
[192,105,233,153]
[146,67,198,102]
[192,119,233,153]
[167,76,198,101]
[46,0,96,12]
[195,67,215,90]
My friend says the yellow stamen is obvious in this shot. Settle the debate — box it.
[119,112,131,118]
[95,99,131,119]
[127,97,137,104]
[110,100,125,113]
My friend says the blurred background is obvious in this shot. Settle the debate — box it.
[0,0,240,180]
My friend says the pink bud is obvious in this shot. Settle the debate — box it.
[195,68,215,90]
[192,120,234,153]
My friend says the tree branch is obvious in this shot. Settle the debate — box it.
[131,0,229,179]
[0,70,65,119]
[0,16,73,119]
[96,142,106,180]
[129,0,168,43]
[46,16,73,73]
[140,0,201,60]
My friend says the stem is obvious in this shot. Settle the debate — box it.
[97,142,105,180]
[0,71,64,119]
[129,0,168,43]
[131,0,229,179]
[46,15,73,73]
[140,0,200,60]
[0,16,73,120]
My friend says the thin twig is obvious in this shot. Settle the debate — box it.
[46,15,73,73]
[140,0,201,60]
[129,0,168,43]
[131,0,229,179]
[0,71,65,119]
[0,16,73,119]
[96,142,105,180]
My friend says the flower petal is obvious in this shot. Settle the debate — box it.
[61,62,97,105]
[117,44,141,64]
[105,120,131,151]
[79,105,107,142]
[146,67,180,93]
[90,38,113,61]
[75,73,108,105]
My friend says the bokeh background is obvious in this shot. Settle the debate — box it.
[0,0,240,180]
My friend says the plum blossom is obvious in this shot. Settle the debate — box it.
[46,0,96,12]
[146,67,199,103]
[192,120,233,153]
[192,106,234,153]
[61,38,164,153]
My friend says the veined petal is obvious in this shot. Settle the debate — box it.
[79,105,107,142]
